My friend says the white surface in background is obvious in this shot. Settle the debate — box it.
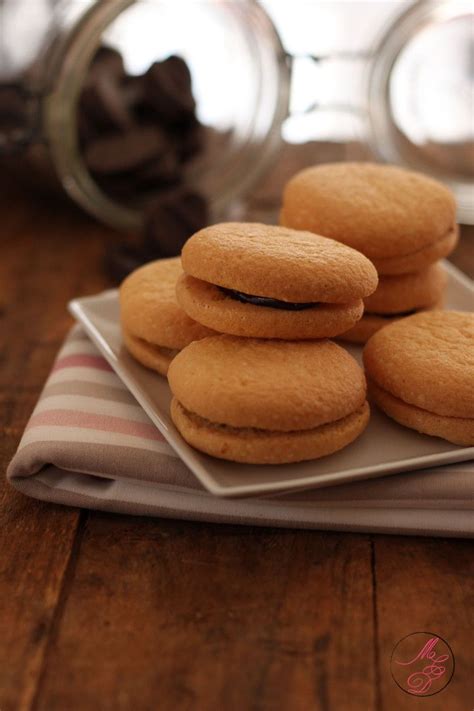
[262,0,406,142]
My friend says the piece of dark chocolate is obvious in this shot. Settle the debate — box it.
[84,126,167,174]
[90,46,125,78]
[79,79,132,133]
[171,118,204,163]
[104,242,156,283]
[134,151,181,189]
[143,188,208,257]
[80,46,130,131]
[145,56,196,124]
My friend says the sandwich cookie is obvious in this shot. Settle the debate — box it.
[120,257,215,375]
[177,222,378,339]
[363,311,474,445]
[168,336,370,464]
[341,264,447,343]
[280,162,457,275]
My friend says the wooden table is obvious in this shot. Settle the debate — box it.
[1,179,473,711]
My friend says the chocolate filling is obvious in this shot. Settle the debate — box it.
[221,287,316,311]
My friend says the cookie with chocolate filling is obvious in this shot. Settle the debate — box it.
[177,222,378,339]
[280,162,458,275]
[168,336,370,464]
[120,258,215,376]
[363,310,474,445]
[340,264,447,343]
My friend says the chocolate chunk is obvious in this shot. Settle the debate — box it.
[222,289,316,311]
[171,118,204,163]
[104,242,156,283]
[79,76,132,132]
[134,151,181,189]
[77,109,100,146]
[94,173,139,200]
[122,74,148,109]
[145,56,196,124]
[143,188,208,257]
[90,46,125,78]
[79,46,130,131]
[0,87,27,130]
[84,126,167,174]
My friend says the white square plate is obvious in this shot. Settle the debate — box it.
[69,261,473,497]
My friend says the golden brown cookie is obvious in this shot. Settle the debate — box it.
[171,399,370,465]
[178,222,378,339]
[363,311,474,444]
[120,258,215,375]
[280,162,457,275]
[122,330,178,377]
[168,335,370,463]
[340,265,447,343]
[368,380,474,447]
[339,303,441,345]
[177,275,364,340]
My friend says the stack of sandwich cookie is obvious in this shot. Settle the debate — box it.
[120,258,215,376]
[281,162,458,342]
[363,311,474,446]
[168,337,370,464]
[168,222,377,462]
[176,222,378,339]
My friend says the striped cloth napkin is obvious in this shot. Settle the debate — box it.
[7,327,474,537]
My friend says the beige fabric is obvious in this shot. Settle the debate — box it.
[7,327,474,538]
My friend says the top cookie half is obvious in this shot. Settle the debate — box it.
[280,163,457,275]
[177,222,378,339]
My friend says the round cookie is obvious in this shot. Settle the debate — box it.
[280,162,457,274]
[168,335,370,464]
[340,265,447,343]
[363,310,474,445]
[120,258,215,375]
[178,222,378,339]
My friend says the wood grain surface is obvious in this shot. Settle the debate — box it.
[0,167,473,711]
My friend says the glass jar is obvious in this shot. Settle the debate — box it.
[0,0,472,227]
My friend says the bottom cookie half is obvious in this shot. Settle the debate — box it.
[171,398,370,464]
[123,329,179,376]
[369,379,474,446]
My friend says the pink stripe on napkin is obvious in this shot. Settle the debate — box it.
[26,409,165,441]
[52,354,113,372]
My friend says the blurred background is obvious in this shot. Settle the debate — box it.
[0,0,472,280]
